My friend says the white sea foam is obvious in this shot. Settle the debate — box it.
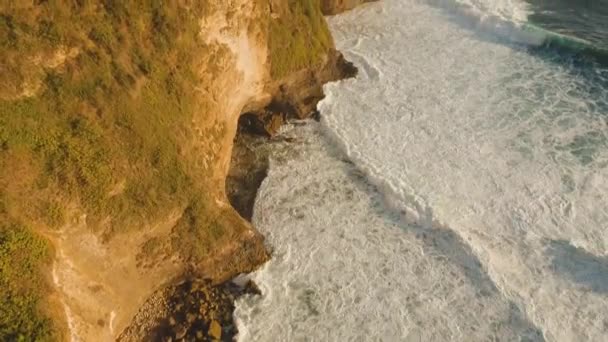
[235,123,542,341]
[235,0,608,341]
[427,0,544,45]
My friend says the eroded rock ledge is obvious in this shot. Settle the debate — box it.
[117,2,364,340]
[241,50,356,136]
[120,46,358,342]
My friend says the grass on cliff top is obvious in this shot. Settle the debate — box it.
[0,1,219,339]
[0,219,54,342]
[0,1,209,231]
[268,0,334,78]
[0,0,335,338]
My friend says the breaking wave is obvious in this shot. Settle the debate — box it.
[429,0,608,65]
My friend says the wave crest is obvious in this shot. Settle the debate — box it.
[429,0,608,64]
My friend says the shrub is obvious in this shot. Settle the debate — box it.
[268,0,333,78]
[0,221,54,341]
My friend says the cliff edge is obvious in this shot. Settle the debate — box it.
[0,0,369,340]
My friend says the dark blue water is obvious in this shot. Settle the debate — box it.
[525,0,608,65]
[526,0,608,50]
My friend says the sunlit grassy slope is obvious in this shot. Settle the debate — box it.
[0,0,334,339]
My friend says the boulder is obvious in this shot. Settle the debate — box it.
[173,325,187,340]
[208,320,222,340]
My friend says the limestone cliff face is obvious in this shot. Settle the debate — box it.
[0,0,366,341]
[47,2,271,341]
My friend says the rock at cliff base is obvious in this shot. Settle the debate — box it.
[209,320,222,340]
[265,113,285,136]
[173,324,187,339]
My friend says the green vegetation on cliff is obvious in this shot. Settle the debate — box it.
[1,0,338,339]
[1,1,211,231]
[269,0,334,78]
[0,221,53,342]
[1,1,215,339]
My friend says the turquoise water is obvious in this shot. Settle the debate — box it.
[524,0,608,151]
[526,0,608,51]
[524,0,608,66]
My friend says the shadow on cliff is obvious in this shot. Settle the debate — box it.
[226,50,357,222]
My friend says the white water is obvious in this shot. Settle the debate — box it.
[235,0,608,341]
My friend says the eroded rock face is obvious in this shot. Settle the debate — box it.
[1,1,369,340]
[48,1,356,340]
[321,0,378,15]
[47,2,271,341]
[118,279,261,342]
[242,50,357,137]
[113,2,361,339]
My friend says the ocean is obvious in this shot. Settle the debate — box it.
[235,0,608,340]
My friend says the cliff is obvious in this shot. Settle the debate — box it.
[0,0,367,340]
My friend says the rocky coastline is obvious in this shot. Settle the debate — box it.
[0,1,374,340]
[116,4,364,340]
[119,52,358,340]
[118,27,364,342]
[118,278,261,342]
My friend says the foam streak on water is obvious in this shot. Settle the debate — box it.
[235,0,608,341]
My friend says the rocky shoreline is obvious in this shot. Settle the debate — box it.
[118,128,294,342]
[0,1,379,340]
[118,3,368,341]
[120,83,356,342]
[118,278,261,342]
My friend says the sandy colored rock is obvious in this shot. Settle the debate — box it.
[38,1,272,339]
[174,325,187,339]
[209,320,222,340]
